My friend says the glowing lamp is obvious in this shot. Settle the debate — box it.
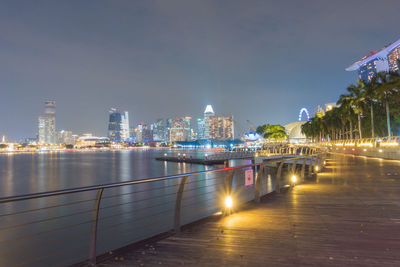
[225,196,233,209]
[291,175,297,183]
[315,166,319,172]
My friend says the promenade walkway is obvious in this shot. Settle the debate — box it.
[99,154,400,266]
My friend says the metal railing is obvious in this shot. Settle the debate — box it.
[0,153,323,267]
[319,136,400,148]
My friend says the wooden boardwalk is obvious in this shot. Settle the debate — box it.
[99,154,400,266]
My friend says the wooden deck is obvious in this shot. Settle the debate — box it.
[99,154,400,266]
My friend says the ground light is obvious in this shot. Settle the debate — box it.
[291,175,297,183]
[315,166,319,172]
[225,196,233,209]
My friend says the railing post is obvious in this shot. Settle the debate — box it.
[174,175,189,232]
[301,158,306,181]
[275,161,285,193]
[291,159,298,174]
[89,188,104,267]
[308,156,314,175]
[254,163,263,203]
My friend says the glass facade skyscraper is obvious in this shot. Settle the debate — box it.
[38,101,56,144]
[108,108,130,142]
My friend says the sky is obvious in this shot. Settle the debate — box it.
[1,0,400,140]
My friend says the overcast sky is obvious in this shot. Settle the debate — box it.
[1,0,400,140]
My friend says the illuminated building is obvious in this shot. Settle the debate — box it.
[388,45,400,72]
[121,111,130,141]
[45,101,56,144]
[108,108,130,142]
[152,119,165,142]
[108,108,122,142]
[57,130,74,145]
[38,116,46,144]
[346,38,400,81]
[169,117,191,142]
[204,105,215,139]
[37,101,56,144]
[197,118,205,139]
[209,115,234,140]
[75,136,110,148]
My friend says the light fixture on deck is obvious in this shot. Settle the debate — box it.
[291,175,297,183]
[225,196,233,209]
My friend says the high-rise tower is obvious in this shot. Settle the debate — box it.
[203,105,215,139]
[38,101,56,144]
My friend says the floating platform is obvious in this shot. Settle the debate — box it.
[155,157,226,165]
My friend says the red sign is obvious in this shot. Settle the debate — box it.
[245,169,254,188]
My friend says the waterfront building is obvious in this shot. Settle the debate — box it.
[197,118,205,139]
[121,111,130,141]
[57,130,74,145]
[169,117,191,142]
[74,136,110,148]
[108,108,129,142]
[209,115,234,140]
[38,101,56,144]
[346,38,400,81]
[108,108,122,142]
[152,119,166,142]
[204,105,215,139]
[38,116,46,144]
[45,101,56,144]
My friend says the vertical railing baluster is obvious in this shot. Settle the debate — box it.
[174,175,189,232]
[308,156,314,176]
[275,161,285,193]
[254,164,263,202]
[89,188,104,266]
[301,158,306,182]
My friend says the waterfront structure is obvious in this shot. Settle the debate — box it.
[121,111,130,141]
[152,119,166,142]
[197,118,205,139]
[346,38,400,81]
[74,136,110,148]
[38,101,56,144]
[57,130,74,145]
[169,117,191,142]
[204,105,215,139]
[209,116,234,140]
[108,108,129,142]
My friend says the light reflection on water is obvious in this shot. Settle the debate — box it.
[0,149,274,267]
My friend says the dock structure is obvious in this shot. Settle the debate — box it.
[99,153,400,266]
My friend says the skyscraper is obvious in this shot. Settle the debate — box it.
[209,115,234,140]
[38,116,46,144]
[121,111,130,141]
[204,105,215,139]
[197,118,205,139]
[108,108,130,142]
[108,108,122,142]
[37,101,56,144]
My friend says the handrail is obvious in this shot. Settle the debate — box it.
[0,155,314,204]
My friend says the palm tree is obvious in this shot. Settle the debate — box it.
[375,71,400,136]
[337,93,356,139]
[363,78,378,137]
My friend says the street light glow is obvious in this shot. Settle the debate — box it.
[291,175,297,183]
[225,196,233,209]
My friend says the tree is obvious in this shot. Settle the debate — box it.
[375,71,400,136]
[256,124,288,140]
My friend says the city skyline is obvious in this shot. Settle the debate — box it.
[2,1,400,140]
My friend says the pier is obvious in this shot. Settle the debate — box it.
[99,153,400,266]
